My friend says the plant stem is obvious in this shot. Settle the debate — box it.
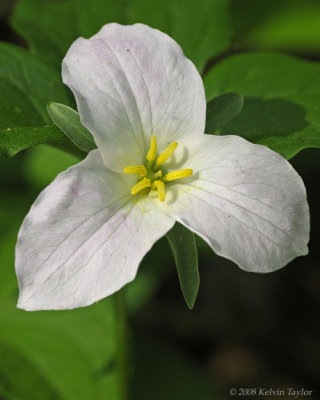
[115,288,129,400]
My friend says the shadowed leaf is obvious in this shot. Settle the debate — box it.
[205,92,244,133]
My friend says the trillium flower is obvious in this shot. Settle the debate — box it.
[15,23,309,311]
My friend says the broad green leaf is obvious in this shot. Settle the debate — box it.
[0,193,126,400]
[205,92,243,133]
[204,53,320,159]
[48,103,96,153]
[0,343,57,400]
[0,204,122,400]
[128,0,232,72]
[0,42,74,156]
[10,0,79,69]
[0,125,65,157]
[11,0,126,69]
[0,79,43,129]
[0,42,71,121]
[166,223,199,309]
[0,300,121,400]
[12,0,232,73]
[75,0,127,39]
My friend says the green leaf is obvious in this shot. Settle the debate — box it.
[0,42,72,121]
[0,42,75,156]
[205,92,243,133]
[128,0,232,72]
[48,103,96,153]
[0,343,58,400]
[0,209,122,399]
[11,0,232,73]
[11,0,126,69]
[0,125,65,158]
[204,53,320,159]
[0,195,125,400]
[0,300,121,400]
[166,223,199,309]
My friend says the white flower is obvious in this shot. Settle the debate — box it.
[15,23,309,311]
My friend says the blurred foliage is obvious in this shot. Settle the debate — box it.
[231,0,320,57]
[24,145,79,188]
[0,0,320,399]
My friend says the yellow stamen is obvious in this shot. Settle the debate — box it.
[154,170,162,179]
[151,180,166,202]
[123,165,147,176]
[164,169,193,181]
[146,135,157,161]
[131,177,151,195]
[155,142,178,168]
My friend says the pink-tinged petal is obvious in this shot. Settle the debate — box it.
[16,150,174,310]
[62,23,206,171]
[158,135,309,272]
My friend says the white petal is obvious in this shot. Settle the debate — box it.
[16,150,174,310]
[158,135,309,272]
[62,23,206,171]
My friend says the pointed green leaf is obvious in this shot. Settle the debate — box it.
[204,53,320,159]
[205,92,244,133]
[48,103,96,153]
[166,223,199,309]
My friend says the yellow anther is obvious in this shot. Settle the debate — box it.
[131,177,151,195]
[123,165,147,176]
[154,170,162,178]
[164,169,193,181]
[150,180,158,190]
[151,180,166,202]
[154,141,178,168]
[146,135,157,161]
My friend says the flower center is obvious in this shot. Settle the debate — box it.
[123,135,193,202]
